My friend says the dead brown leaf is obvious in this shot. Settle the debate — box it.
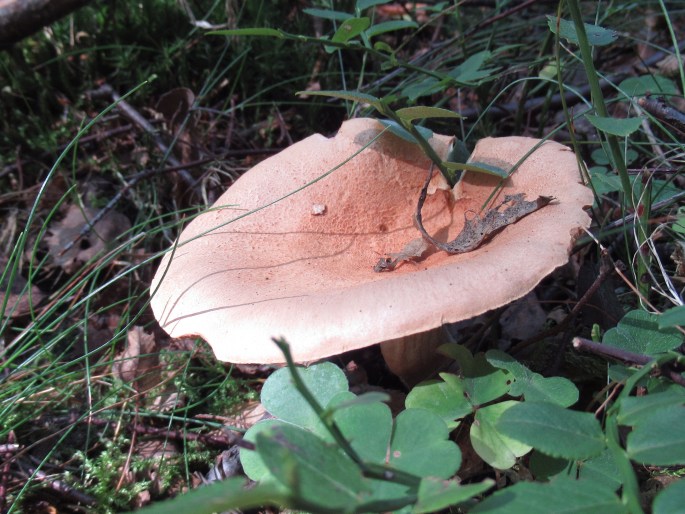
[499,293,546,341]
[112,326,159,393]
[46,204,131,273]
[374,237,430,272]
[155,87,198,164]
[418,190,553,255]
[0,258,45,318]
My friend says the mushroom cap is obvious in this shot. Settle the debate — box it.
[150,118,593,363]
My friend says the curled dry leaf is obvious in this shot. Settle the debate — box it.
[374,237,430,272]
[155,87,198,163]
[46,204,131,273]
[203,447,242,484]
[112,326,159,393]
[416,165,554,255]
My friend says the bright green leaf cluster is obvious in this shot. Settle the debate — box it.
[240,362,484,513]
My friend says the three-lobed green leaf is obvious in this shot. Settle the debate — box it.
[486,350,579,407]
[413,478,494,514]
[470,401,533,470]
[242,363,469,511]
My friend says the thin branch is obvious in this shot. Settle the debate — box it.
[572,337,685,388]
[638,96,685,135]
[86,83,200,194]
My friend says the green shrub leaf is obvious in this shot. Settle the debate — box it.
[329,393,393,463]
[331,17,371,46]
[377,118,434,144]
[585,114,643,136]
[626,407,685,465]
[402,77,445,101]
[658,305,685,328]
[136,476,292,514]
[447,50,497,84]
[471,477,625,513]
[653,479,685,514]
[528,451,569,480]
[439,345,512,405]
[470,401,533,469]
[547,16,618,46]
[298,89,383,110]
[241,419,288,481]
[302,8,351,21]
[441,161,509,178]
[496,402,605,460]
[617,389,685,426]
[389,409,462,477]
[618,75,679,97]
[357,0,391,9]
[578,449,622,491]
[366,20,418,38]
[603,309,683,355]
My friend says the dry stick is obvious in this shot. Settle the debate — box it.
[88,83,199,192]
[572,337,685,388]
[81,416,240,448]
[638,96,685,135]
[57,83,201,256]
[510,252,620,355]
[23,467,96,506]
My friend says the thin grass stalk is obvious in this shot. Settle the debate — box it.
[564,0,632,207]
[565,0,652,299]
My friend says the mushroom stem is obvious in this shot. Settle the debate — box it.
[380,327,451,387]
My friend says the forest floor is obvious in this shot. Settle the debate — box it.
[1,1,684,512]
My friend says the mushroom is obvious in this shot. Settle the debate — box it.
[150,118,593,385]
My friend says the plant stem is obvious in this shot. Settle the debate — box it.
[566,0,650,298]
[564,1,633,208]
[271,338,420,487]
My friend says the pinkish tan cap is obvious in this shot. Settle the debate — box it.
[150,118,593,363]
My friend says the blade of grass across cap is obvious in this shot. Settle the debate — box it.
[297,90,383,110]
[395,106,462,122]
